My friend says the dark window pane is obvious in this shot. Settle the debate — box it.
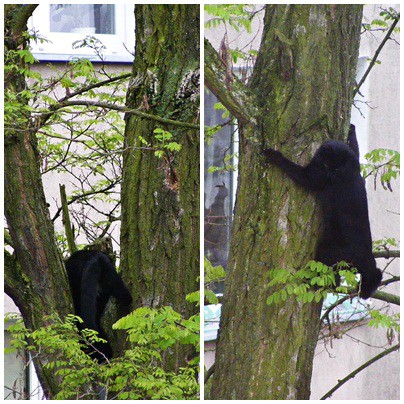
[204,90,237,293]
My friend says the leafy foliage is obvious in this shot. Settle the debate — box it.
[214,102,230,119]
[204,4,255,33]
[138,128,182,159]
[204,101,232,147]
[373,237,399,253]
[362,7,400,33]
[5,305,199,400]
[362,148,400,191]
[368,310,400,333]
[207,152,238,174]
[266,261,358,305]
[5,313,98,399]
[205,124,223,144]
[4,30,131,245]
[204,4,263,66]
[204,258,226,305]
[204,103,238,173]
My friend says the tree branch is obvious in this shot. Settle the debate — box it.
[320,275,399,324]
[205,363,215,384]
[354,14,400,97]
[51,178,121,222]
[59,184,77,254]
[320,343,400,400]
[204,38,255,125]
[372,289,399,305]
[373,249,400,259]
[4,4,39,34]
[59,73,131,103]
[4,249,27,311]
[380,275,400,287]
[37,100,199,130]
[38,73,132,128]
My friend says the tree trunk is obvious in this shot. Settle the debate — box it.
[4,5,72,398]
[120,4,200,370]
[210,5,362,399]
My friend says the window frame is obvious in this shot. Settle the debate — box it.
[28,4,135,63]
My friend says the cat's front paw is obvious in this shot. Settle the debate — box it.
[262,148,282,163]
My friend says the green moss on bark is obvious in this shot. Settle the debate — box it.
[211,4,362,399]
[4,5,73,398]
[120,5,199,372]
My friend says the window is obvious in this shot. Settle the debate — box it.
[5,319,43,399]
[204,90,238,294]
[203,90,237,339]
[29,4,135,62]
[49,4,115,35]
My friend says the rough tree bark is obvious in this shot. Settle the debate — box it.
[4,4,199,397]
[4,5,72,398]
[207,5,363,399]
[120,4,200,370]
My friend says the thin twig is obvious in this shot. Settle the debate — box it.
[320,343,400,399]
[354,15,400,97]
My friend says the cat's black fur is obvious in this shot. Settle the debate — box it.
[66,250,132,362]
[262,125,382,298]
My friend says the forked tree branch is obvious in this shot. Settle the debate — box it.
[51,179,121,222]
[204,38,255,125]
[37,73,132,128]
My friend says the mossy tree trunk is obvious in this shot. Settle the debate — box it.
[206,5,362,399]
[120,4,200,370]
[4,5,72,398]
